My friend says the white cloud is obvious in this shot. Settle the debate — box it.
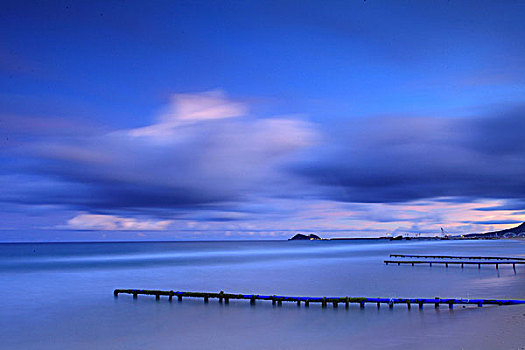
[129,90,248,138]
[66,214,173,231]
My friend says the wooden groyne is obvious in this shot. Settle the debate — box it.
[384,260,523,269]
[113,289,525,309]
[390,254,525,261]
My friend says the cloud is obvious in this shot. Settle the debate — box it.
[65,213,173,231]
[129,90,248,138]
[5,90,317,213]
[3,89,524,237]
[293,104,525,204]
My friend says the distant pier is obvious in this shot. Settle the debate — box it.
[390,254,525,261]
[113,289,525,309]
[385,254,524,270]
[384,260,523,269]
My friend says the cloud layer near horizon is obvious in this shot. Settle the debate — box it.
[1,91,524,235]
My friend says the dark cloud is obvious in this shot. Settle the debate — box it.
[294,105,525,204]
[468,220,523,225]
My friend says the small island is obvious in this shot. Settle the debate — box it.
[288,233,322,241]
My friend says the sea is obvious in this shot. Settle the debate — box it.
[1,239,524,349]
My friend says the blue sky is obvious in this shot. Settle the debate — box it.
[1,0,525,241]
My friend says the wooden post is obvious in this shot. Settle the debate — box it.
[345,298,349,308]
[449,303,453,309]
[461,263,464,268]
[133,292,137,299]
[445,263,448,268]
[495,264,498,270]
[360,301,365,308]
[419,302,423,309]
[204,296,208,303]
[250,297,255,305]
[377,302,380,308]
[277,299,282,306]
[305,300,309,307]
[407,301,411,309]
[333,302,338,308]
[322,297,327,308]
[178,295,182,301]
[113,290,119,297]
[225,297,229,304]
[435,297,439,308]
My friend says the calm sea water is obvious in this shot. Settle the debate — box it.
[1,239,524,349]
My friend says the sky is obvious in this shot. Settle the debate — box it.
[1,0,525,241]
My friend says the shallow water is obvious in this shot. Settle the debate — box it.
[1,239,524,349]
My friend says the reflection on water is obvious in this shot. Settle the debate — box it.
[0,239,524,349]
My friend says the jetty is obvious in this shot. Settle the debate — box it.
[113,289,525,309]
[384,260,523,269]
[390,254,525,261]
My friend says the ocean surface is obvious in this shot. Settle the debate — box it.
[1,239,524,349]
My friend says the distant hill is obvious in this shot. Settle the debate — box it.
[289,233,321,241]
[463,222,525,238]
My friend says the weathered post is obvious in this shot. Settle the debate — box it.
[133,292,138,299]
[434,297,439,308]
[360,301,365,308]
[322,297,327,308]
[407,301,411,309]
[305,300,309,307]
